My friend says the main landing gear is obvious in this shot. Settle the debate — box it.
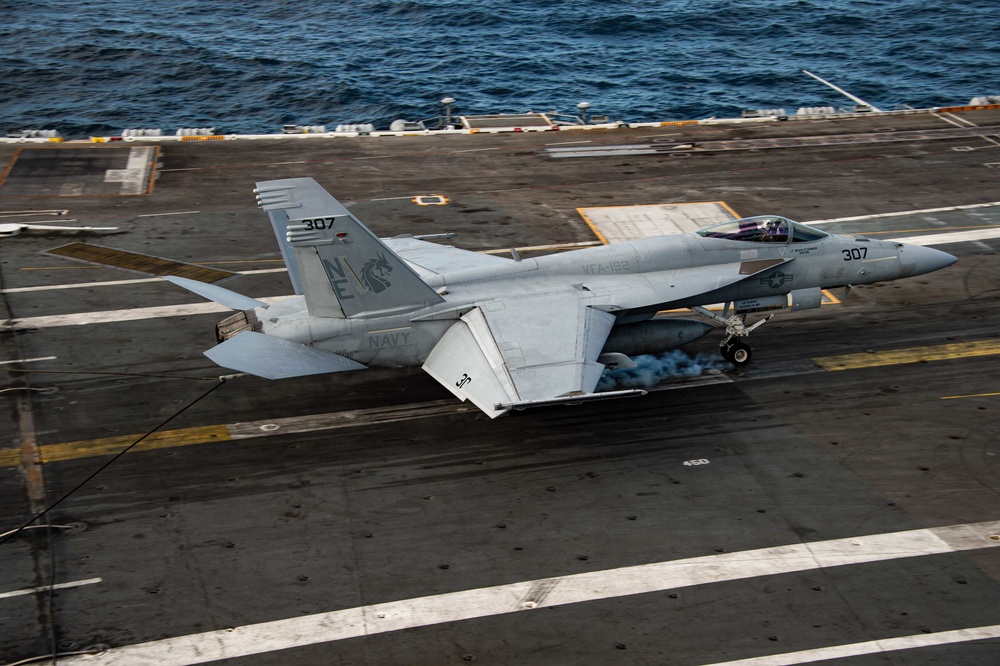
[720,338,751,366]
[690,305,773,368]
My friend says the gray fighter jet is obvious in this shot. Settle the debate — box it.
[168,178,956,418]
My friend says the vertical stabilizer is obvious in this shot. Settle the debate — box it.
[254,178,444,318]
[263,207,303,295]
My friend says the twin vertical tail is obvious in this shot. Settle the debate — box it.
[254,178,444,318]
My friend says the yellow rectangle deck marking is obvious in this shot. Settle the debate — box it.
[814,339,1000,371]
[45,243,236,283]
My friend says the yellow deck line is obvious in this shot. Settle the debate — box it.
[941,391,1000,400]
[0,402,468,469]
[0,425,229,468]
[577,208,609,244]
[814,339,1000,371]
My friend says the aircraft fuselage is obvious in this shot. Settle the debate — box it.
[248,222,953,368]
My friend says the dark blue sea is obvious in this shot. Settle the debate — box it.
[2,0,998,138]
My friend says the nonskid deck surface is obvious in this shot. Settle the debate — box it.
[2,110,1000,665]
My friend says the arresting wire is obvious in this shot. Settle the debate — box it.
[0,377,227,548]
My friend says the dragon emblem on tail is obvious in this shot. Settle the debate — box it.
[360,253,393,293]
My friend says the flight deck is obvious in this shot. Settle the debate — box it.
[1,109,1000,665]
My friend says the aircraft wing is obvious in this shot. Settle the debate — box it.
[422,290,641,418]
[383,235,511,279]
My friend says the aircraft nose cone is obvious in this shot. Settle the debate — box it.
[899,244,958,277]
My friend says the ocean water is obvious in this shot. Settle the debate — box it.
[2,0,998,137]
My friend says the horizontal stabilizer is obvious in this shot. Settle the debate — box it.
[162,275,265,311]
[205,331,367,379]
[497,389,647,412]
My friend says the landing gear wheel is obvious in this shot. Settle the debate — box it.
[721,340,752,367]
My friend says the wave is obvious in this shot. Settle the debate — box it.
[1,0,998,136]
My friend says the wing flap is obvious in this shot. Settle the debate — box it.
[422,312,518,419]
[422,292,618,418]
[206,331,366,379]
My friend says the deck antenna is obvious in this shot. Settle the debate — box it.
[441,97,456,128]
[802,70,882,112]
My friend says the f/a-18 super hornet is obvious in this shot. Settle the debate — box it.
[167,178,956,418]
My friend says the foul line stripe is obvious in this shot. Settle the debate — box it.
[57,520,1000,665]
[701,624,1000,666]
[813,339,1000,371]
[0,400,470,468]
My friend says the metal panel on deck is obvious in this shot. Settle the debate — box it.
[45,242,236,283]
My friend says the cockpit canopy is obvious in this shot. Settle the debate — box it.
[696,216,829,244]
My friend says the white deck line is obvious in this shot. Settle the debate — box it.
[806,201,1000,225]
[0,577,102,601]
[700,624,1000,666]
[0,356,56,365]
[1,269,287,294]
[890,228,1000,246]
[3,296,295,329]
[57,520,1000,666]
